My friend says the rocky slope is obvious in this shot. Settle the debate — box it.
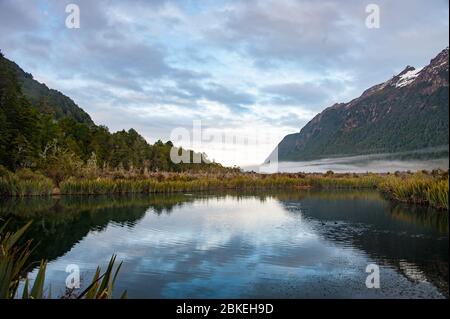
[271,47,449,162]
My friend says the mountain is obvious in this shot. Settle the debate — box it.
[0,54,94,126]
[0,50,221,172]
[271,47,449,162]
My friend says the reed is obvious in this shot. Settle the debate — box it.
[379,173,448,210]
[59,175,312,195]
[425,179,449,210]
[0,168,53,197]
[304,174,381,189]
[0,220,126,299]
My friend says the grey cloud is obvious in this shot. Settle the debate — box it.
[2,0,209,94]
[274,114,308,131]
[203,0,358,70]
[0,0,48,58]
[261,79,348,109]
[174,81,255,110]
[202,0,448,90]
[18,35,52,60]
[0,0,41,32]
[263,82,328,106]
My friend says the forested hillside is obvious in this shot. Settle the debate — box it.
[0,50,223,178]
[271,48,449,162]
[4,55,94,126]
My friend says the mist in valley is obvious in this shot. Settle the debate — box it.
[252,147,449,173]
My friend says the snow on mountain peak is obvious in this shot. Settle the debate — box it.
[395,67,423,88]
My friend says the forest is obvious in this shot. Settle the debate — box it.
[0,50,228,184]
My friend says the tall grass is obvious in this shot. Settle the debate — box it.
[304,174,381,189]
[0,221,36,298]
[59,173,382,195]
[60,175,312,195]
[0,168,53,197]
[0,220,126,299]
[379,173,448,210]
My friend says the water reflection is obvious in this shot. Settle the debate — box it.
[0,190,447,298]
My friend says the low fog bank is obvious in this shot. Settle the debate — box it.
[269,158,448,173]
[247,149,449,173]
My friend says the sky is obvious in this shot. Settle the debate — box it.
[0,0,448,167]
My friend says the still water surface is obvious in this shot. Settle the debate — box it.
[1,190,448,298]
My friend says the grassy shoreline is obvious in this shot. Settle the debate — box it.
[1,167,448,210]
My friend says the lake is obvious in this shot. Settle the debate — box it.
[1,190,448,298]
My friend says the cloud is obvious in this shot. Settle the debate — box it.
[176,81,256,110]
[0,0,41,32]
[261,79,349,109]
[202,0,360,70]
